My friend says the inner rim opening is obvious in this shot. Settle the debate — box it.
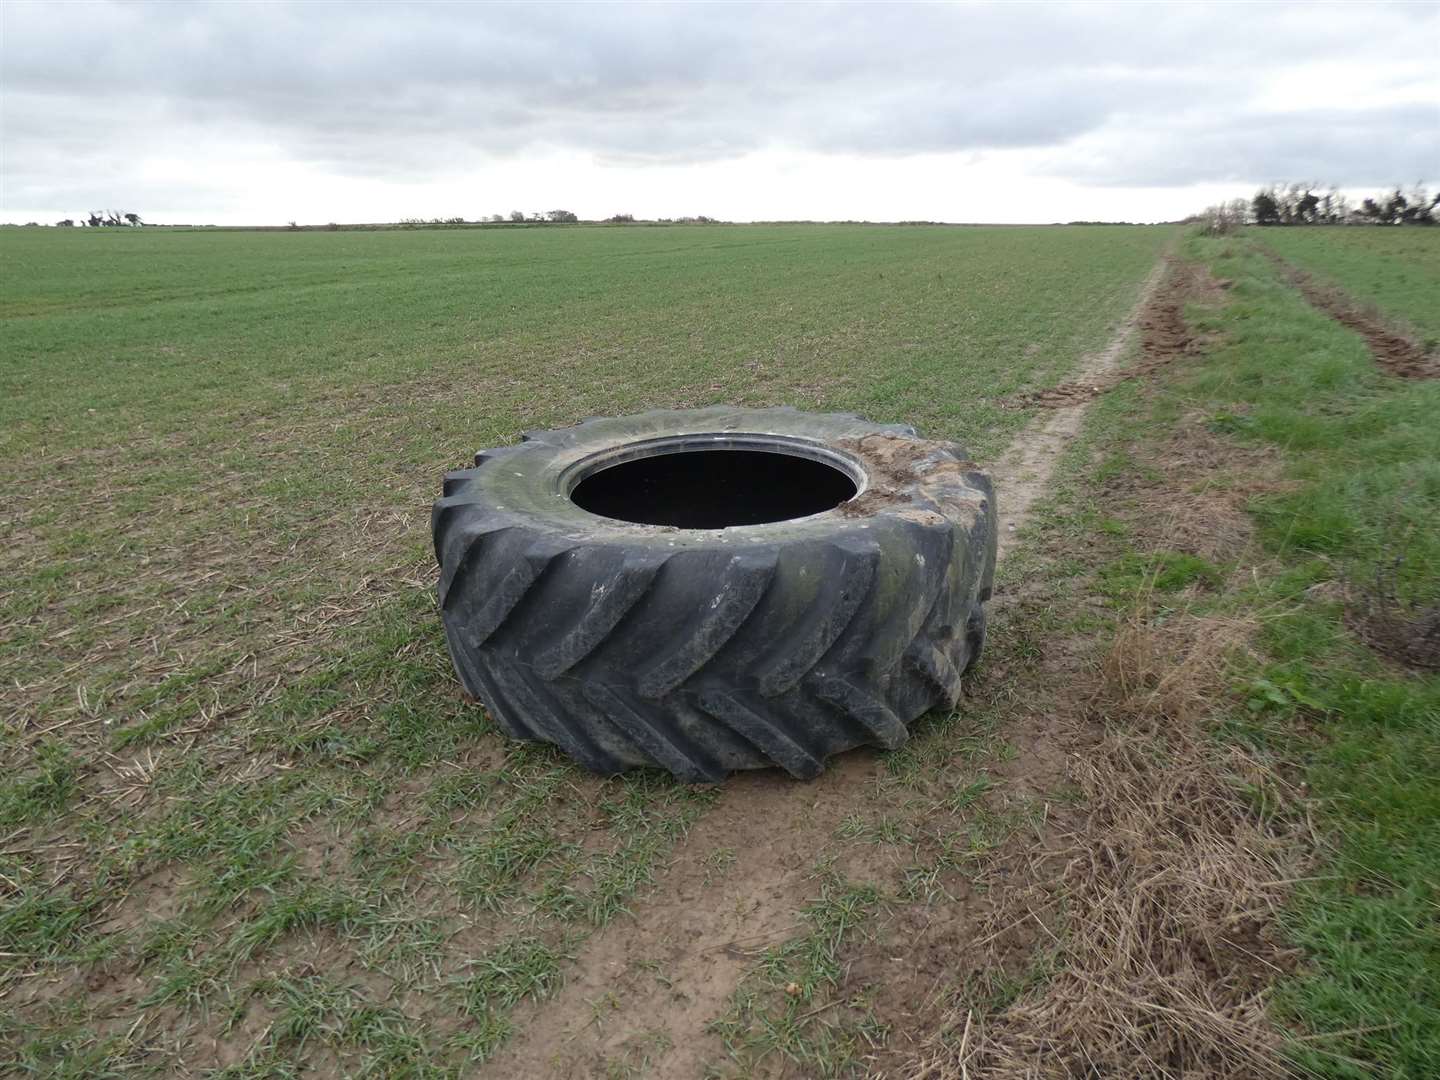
[570,445,858,528]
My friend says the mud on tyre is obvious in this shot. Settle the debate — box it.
[433,406,996,781]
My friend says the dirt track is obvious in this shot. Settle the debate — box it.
[987,256,1171,560]
[484,255,1205,1077]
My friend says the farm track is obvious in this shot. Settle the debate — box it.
[485,253,1180,1077]
[987,255,1173,561]
[487,755,884,1077]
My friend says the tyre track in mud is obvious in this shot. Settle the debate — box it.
[481,254,1176,1078]
[1258,246,1440,380]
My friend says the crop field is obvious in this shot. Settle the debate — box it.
[3,221,1438,1078]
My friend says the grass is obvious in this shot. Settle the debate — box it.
[456,934,566,1039]
[1,224,1167,463]
[1181,231,1440,1078]
[2,223,1167,754]
[0,738,77,828]
[1,222,1173,1073]
[898,226,1438,1079]
[6,216,1434,1073]
[214,974,452,1078]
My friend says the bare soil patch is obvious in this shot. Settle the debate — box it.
[1346,560,1440,673]
[836,433,979,520]
[485,755,884,1077]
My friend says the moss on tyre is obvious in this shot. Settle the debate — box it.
[432,406,996,781]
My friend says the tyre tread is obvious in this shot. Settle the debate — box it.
[433,410,991,780]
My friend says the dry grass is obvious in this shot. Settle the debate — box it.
[910,609,1307,1079]
[1100,608,1252,726]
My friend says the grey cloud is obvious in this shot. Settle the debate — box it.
[2,0,1437,209]
[1049,104,1440,188]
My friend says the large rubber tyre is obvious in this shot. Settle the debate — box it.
[433,407,995,781]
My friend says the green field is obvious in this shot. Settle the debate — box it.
[1,225,1168,458]
[3,221,1437,1078]
[2,225,1167,742]
[1,224,1171,1075]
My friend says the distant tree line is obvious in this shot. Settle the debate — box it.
[54,210,143,227]
[1193,182,1436,235]
[423,210,719,226]
[1251,183,1438,226]
[32,210,725,230]
[1249,184,1347,225]
[485,210,580,223]
[383,210,718,226]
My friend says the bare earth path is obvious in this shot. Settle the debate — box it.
[489,755,884,1077]
[485,254,1173,1079]
[988,256,1169,561]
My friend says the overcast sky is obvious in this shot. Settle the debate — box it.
[2,0,1437,225]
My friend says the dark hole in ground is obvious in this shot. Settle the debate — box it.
[571,449,857,529]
